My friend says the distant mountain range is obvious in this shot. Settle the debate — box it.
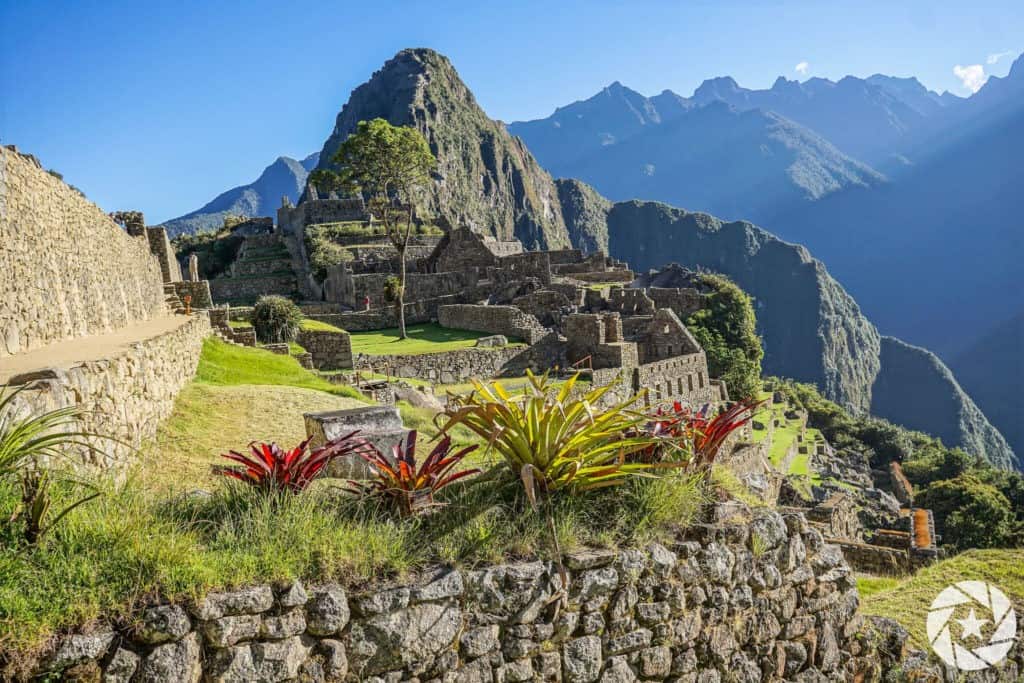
[509,54,1024,465]
[159,153,319,237]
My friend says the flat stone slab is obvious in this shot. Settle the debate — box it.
[304,406,408,479]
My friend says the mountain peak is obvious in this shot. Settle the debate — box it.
[315,48,569,248]
[692,76,744,102]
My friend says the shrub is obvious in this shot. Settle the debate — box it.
[441,372,666,502]
[213,432,367,494]
[251,295,303,344]
[346,430,479,517]
[917,475,1019,551]
[685,273,763,400]
[309,242,353,281]
[383,276,402,304]
[172,228,244,279]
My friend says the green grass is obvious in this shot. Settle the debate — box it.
[856,575,900,598]
[349,324,520,356]
[287,342,306,355]
[196,337,363,400]
[301,318,345,333]
[860,549,1024,648]
[227,320,252,330]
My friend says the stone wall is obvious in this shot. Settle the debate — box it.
[326,269,476,308]
[2,314,210,475]
[439,305,548,345]
[145,226,183,283]
[298,328,354,370]
[647,287,704,320]
[308,296,462,332]
[634,353,718,407]
[356,346,526,384]
[209,274,300,304]
[32,505,877,682]
[0,147,166,356]
[173,281,213,309]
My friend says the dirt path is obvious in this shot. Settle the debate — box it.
[0,315,192,383]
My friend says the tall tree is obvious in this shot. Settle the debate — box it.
[311,118,437,338]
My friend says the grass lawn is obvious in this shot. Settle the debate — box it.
[196,337,362,400]
[138,383,363,493]
[227,320,252,329]
[349,323,521,356]
[860,549,1024,648]
[301,318,345,333]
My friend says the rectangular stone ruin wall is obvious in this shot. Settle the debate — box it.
[355,345,526,384]
[634,353,718,407]
[2,314,211,477]
[545,248,585,265]
[173,281,213,309]
[208,274,299,304]
[438,305,547,344]
[647,287,705,320]
[831,541,911,575]
[34,506,871,682]
[144,227,182,283]
[297,328,353,370]
[334,271,477,309]
[0,147,166,357]
[490,251,552,286]
[305,296,462,332]
[607,288,656,316]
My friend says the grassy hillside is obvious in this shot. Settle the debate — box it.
[860,549,1024,648]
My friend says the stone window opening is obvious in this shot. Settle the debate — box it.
[698,372,705,388]
[688,374,694,392]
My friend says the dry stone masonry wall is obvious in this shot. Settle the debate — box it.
[33,506,886,682]
[2,314,210,475]
[0,147,166,356]
[357,345,526,384]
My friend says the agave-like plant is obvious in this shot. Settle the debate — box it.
[346,430,479,517]
[440,371,669,503]
[213,431,367,493]
[0,384,93,475]
[1,384,105,546]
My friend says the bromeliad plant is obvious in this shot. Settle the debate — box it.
[214,431,368,494]
[439,371,669,502]
[346,430,479,517]
[643,398,765,469]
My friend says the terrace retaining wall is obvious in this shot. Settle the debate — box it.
[29,506,909,682]
[2,314,210,476]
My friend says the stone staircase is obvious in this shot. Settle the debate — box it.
[163,283,186,315]
[208,308,256,347]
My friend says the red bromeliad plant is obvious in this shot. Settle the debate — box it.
[642,398,765,468]
[347,430,479,517]
[214,431,367,494]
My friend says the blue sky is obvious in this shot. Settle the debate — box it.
[1,0,1020,223]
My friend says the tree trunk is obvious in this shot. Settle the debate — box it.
[397,246,407,339]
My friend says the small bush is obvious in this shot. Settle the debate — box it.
[309,242,353,281]
[251,295,303,344]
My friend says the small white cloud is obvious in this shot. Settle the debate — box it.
[795,61,810,76]
[987,50,1015,65]
[953,64,988,93]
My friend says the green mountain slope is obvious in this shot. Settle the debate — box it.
[314,48,569,249]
